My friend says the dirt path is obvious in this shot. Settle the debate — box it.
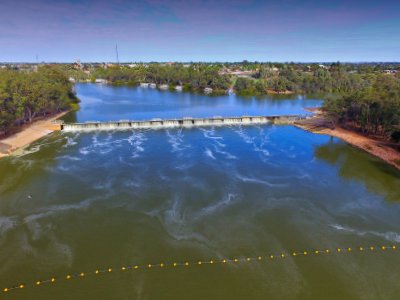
[295,116,400,170]
[0,112,67,158]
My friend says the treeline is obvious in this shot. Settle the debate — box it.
[89,64,232,94]
[67,62,399,96]
[324,75,400,142]
[234,63,381,95]
[0,66,78,136]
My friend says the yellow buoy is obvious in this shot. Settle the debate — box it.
[36,281,41,285]
[325,249,330,254]
[66,275,71,280]
[315,250,319,254]
[270,255,274,259]
[173,263,177,267]
[80,273,85,277]
[292,252,297,256]
[393,245,397,250]
[246,258,251,261]
[185,262,189,266]
[108,268,112,272]
[234,259,238,262]
[121,267,126,271]
[160,263,164,268]
[134,266,139,269]
[303,251,308,255]
[258,256,262,260]
[223,259,227,263]
[198,261,202,265]
[210,260,214,264]
[51,278,55,283]
[382,246,386,251]
[19,284,24,289]
[3,288,8,292]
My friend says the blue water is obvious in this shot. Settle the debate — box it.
[71,84,322,122]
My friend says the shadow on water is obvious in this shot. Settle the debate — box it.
[314,139,400,202]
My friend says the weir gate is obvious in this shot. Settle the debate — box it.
[60,115,307,131]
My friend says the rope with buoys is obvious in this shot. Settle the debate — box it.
[2,244,397,294]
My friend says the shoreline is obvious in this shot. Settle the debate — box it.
[0,111,68,159]
[295,115,400,171]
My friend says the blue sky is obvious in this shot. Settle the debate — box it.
[0,0,399,62]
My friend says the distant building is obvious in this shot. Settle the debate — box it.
[95,79,107,84]
[204,87,213,94]
[384,70,397,74]
[159,84,169,90]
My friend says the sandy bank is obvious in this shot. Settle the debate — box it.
[295,116,400,170]
[0,112,68,158]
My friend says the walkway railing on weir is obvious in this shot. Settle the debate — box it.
[59,115,310,131]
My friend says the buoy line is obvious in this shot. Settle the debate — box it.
[2,244,397,294]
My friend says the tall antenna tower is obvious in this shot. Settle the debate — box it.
[115,44,119,65]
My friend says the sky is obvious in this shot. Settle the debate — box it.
[0,0,399,62]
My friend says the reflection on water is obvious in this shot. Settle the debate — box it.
[314,139,400,202]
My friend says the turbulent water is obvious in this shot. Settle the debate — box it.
[0,85,399,299]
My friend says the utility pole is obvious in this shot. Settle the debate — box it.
[115,44,119,65]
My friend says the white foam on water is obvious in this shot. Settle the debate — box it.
[234,126,270,159]
[58,155,82,161]
[0,216,17,235]
[235,173,287,188]
[174,162,194,170]
[331,224,400,243]
[199,193,236,216]
[155,196,210,243]
[204,148,216,160]
[166,129,190,153]
[123,179,142,188]
[63,132,80,148]
[23,195,104,224]
[213,145,237,159]
[13,144,42,157]
[200,127,226,147]
[125,131,147,158]
[93,179,113,190]
[78,132,125,156]
[79,147,90,155]
[234,126,255,144]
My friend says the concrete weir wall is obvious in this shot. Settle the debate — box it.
[61,115,304,131]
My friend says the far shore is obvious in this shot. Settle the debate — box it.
[295,114,400,171]
[0,111,68,159]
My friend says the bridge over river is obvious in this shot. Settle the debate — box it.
[59,115,307,131]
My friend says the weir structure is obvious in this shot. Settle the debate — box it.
[60,115,307,131]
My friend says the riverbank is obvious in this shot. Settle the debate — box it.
[0,111,67,158]
[295,115,400,170]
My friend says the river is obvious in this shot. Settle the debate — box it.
[0,84,399,299]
